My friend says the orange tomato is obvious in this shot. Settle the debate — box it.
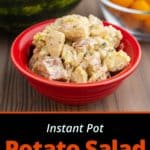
[130,0,150,20]
[146,0,150,4]
[111,0,135,7]
[131,0,150,11]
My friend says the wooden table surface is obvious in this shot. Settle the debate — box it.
[0,0,150,112]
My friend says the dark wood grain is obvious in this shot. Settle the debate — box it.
[0,0,150,112]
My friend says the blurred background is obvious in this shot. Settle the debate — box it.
[0,0,150,40]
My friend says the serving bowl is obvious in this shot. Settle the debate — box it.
[100,0,150,41]
[11,19,141,105]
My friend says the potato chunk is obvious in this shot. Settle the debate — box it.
[102,25,123,48]
[88,65,109,82]
[71,66,88,83]
[45,29,65,57]
[84,51,101,74]
[32,32,47,49]
[62,44,85,67]
[89,14,104,37]
[32,29,65,57]
[103,50,131,72]
[57,14,89,41]
[72,38,97,53]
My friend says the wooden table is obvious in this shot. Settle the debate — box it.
[0,0,150,112]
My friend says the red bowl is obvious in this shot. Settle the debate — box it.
[11,19,141,105]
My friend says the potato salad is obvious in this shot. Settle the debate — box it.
[29,14,130,83]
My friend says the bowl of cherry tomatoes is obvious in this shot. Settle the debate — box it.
[100,0,150,41]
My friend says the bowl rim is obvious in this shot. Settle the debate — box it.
[11,19,141,88]
[100,0,150,14]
